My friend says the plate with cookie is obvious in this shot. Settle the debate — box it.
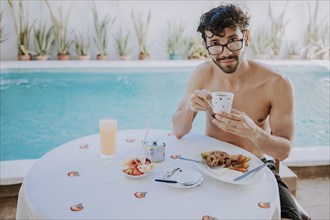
[193,147,265,185]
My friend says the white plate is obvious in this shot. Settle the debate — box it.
[160,167,203,189]
[193,148,265,185]
[121,157,154,179]
[122,171,151,179]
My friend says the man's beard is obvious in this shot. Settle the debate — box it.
[212,55,240,74]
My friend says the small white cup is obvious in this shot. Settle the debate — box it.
[207,92,234,114]
[99,119,117,158]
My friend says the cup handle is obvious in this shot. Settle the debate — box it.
[206,100,213,109]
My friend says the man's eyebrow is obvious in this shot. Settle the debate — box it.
[210,33,239,41]
[227,33,239,38]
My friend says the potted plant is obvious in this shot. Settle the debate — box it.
[45,0,73,60]
[250,28,271,59]
[73,31,90,60]
[8,0,34,61]
[114,27,131,60]
[304,1,329,60]
[268,1,290,59]
[131,10,151,60]
[167,21,186,60]
[33,22,55,60]
[91,2,115,60]
[318,22,330,60]
[187,36,208,60]
[287,40,302,59]
[0,11,8,44]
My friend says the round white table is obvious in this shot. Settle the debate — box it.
[17,129,280,219]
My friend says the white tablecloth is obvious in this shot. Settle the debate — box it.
[17,129,280,219]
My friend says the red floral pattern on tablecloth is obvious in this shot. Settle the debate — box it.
[134,192,147,198]
[258,202,270,208]
[70,203,83,211]
[202,215,218,220]
[67,171,80,177]
[171,154,179,159]
[79,144,90,149]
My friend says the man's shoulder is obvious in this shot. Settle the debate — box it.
[195,59,214,71]
[191,60,214,76]
[248,60,275,73]
[187,60,215,87]
[249,60,287,79]
[248,60,292,89]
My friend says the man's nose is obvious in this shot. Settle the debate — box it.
[221,46,233,56]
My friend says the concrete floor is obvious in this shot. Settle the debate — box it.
[296,177,330,220]
[1,177,329,220]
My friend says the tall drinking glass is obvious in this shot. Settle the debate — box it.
[99,119,117,158]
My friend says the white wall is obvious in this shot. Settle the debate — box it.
[0,0,329,61]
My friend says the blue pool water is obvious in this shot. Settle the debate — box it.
[1,65,329,161]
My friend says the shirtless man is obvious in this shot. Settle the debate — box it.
[172,3,302,220]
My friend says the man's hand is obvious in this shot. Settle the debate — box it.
[212,108,260,140]
[187,89,212,112]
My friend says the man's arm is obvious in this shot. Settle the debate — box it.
[253,75,295,160]
[172,95,197,139]
[172,64,212,139]
[213,75,294,160]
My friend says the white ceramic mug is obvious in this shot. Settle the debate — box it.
[207,92,234,114]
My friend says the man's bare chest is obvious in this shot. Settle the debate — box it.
[208,84,271,124]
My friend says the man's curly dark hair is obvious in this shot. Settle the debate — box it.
[197,3,250,41]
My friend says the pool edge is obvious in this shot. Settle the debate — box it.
[1,60,329,71]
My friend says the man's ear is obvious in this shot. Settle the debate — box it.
[202,40,206,48]
[244,29,250,46]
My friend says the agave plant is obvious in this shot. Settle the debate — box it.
[187,35,208,60]
[0,11,8,43]
[33,22,55,58]
[167,21,186,59]
[114,27,131,59]
[268,1,290,57]
[91,2,115,59]
[304,0,329,59]
[73,31,90,57]
[7,0,35,59]
[287,40,302,55]
[44,0,73,58]
[316,22,330,59]
[250,28,271,59]
[131,10,151,58]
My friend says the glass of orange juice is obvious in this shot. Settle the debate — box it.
[99,119,117,158]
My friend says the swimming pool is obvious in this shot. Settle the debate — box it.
[0,61,329,161]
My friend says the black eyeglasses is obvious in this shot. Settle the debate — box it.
[206,35,244,55]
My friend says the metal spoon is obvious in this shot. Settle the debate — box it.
[173,155,206,164]
[155,178,200,186]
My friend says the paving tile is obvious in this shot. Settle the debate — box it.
[296,178,330,219]
[297,189,330,206]
[0,184,21,198]
[0,196,17,220]
[302,205,330,220]
[297,177,329,190]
